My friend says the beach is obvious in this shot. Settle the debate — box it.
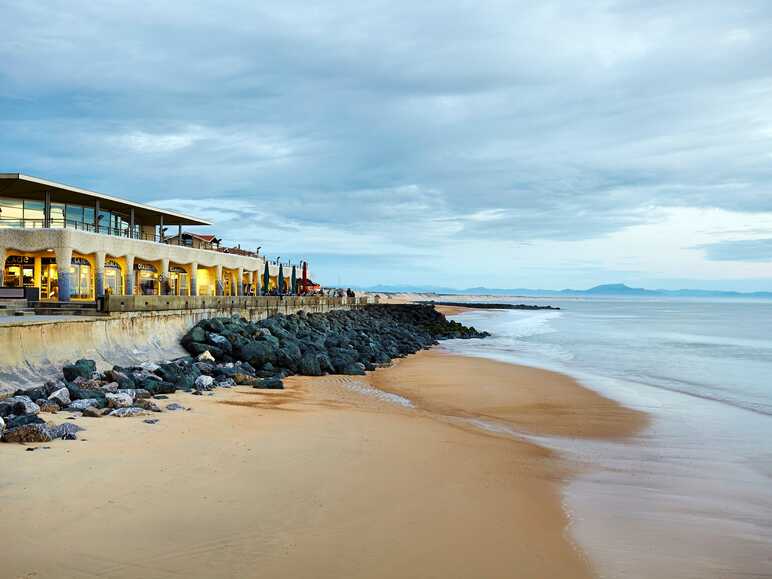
[0,347,646,579]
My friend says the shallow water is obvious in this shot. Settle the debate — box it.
[443,298,772,579]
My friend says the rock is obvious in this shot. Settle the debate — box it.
[232,373,259,386]
[109,369,135,390]
[100,382,120,393]
[206,332,233,353]
[2,423,52,443]
[253,378,284,390]
[140,361,161,373]
[0,416,4,437]
[49,422,83,440]
[43,380,66,396]
[68,399,100,411]
[143,419,159,425]
[165,403,187,412]
[109,407,150,418]
[134,399,161,412]
[194,375,215,391]
[0,396,40,417]
[197,350,216,363]
[5,414,45,429]
[62,359,97,382]
[106,392,134,409]
[82,407,104,418]
[38,402,59,413]
[15,386,48,402]
[48,387,71,407]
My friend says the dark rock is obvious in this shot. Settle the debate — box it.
[49,422,83,440]
[143,419,159,425]
[2,423,52,443]
[0,396,40,417]
[62,359,96,382]
[165,403,187,411]
[82,407,103,418]
[5,414,45,429]
[253,378,284,390]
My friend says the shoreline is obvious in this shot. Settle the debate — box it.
[0,345,646,578]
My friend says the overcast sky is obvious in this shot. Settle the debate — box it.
[2,1,772,290]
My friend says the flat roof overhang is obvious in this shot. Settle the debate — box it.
[0,173,211,226]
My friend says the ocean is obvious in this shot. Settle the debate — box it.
[444,298,772,579]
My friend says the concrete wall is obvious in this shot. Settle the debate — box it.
[0,296,363,398]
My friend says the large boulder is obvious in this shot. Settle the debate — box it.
[48,387,71,408]
[233,373,259,386]
[194,375,215,391]
[68,398,101,411]
[109,407,150,418]
[106,392,134,409]
[234,340,276,367]
[108,369,135,390]
[0,416,4,438]
[2,423,52,443]
[206,332,233,353]
[0,395,40,417]
[253,378,284,390]
[62,359,97,382]
[49,423,83,440]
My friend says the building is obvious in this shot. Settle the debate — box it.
[0,174,304,302]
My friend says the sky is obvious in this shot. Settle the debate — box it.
[2,1,772,290]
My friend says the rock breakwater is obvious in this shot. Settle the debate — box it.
[1,305,487,444]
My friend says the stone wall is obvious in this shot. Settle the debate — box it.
[0,296,363,398]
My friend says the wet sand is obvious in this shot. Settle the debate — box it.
[0,351,646,579]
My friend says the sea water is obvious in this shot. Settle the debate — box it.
[443,298,772,579]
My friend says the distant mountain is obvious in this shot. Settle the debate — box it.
[355,283,772,299]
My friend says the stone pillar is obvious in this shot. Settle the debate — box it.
[160,258,170,295]
[95,251,106,298]
[190,262,198,296]
[125,255,135,296]
[215,265,223,296]
[55,246,73,302]
[236,267,244,296]
[0,247,6,287]
[252,271,260,296]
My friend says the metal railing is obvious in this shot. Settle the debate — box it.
[0,217,308,266]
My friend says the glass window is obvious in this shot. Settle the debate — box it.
[83,207,95,230]
[50,203,65,227]
[69,260,93,299]
[66,204,84,227]
[23,200,45,227]
[0,197,24,227]
[98,210,111,234]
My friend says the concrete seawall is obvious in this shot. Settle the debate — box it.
[0,296,363,397]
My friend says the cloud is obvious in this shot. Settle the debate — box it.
[696,238,772,262]
[2,1,772,288]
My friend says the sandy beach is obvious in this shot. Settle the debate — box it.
[0,349,646,579]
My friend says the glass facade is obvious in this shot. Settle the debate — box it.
[1,196,142,237]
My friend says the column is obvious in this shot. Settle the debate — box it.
[0,247,6,287]
[252,271,260,296]
[215,264,223,296]
[160,258,170,295]
[95,251,106,298]
[124,255,135,295]
[236,267,244,296]
[190,262,198,296]
[55,246,73,302]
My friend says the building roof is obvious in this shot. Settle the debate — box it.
[0,173,211,226]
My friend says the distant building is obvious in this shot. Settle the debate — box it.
[0,174,303,302]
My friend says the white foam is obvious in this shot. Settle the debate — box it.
[344,380,414,408]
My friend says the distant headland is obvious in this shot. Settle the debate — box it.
[358,283,772,299]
